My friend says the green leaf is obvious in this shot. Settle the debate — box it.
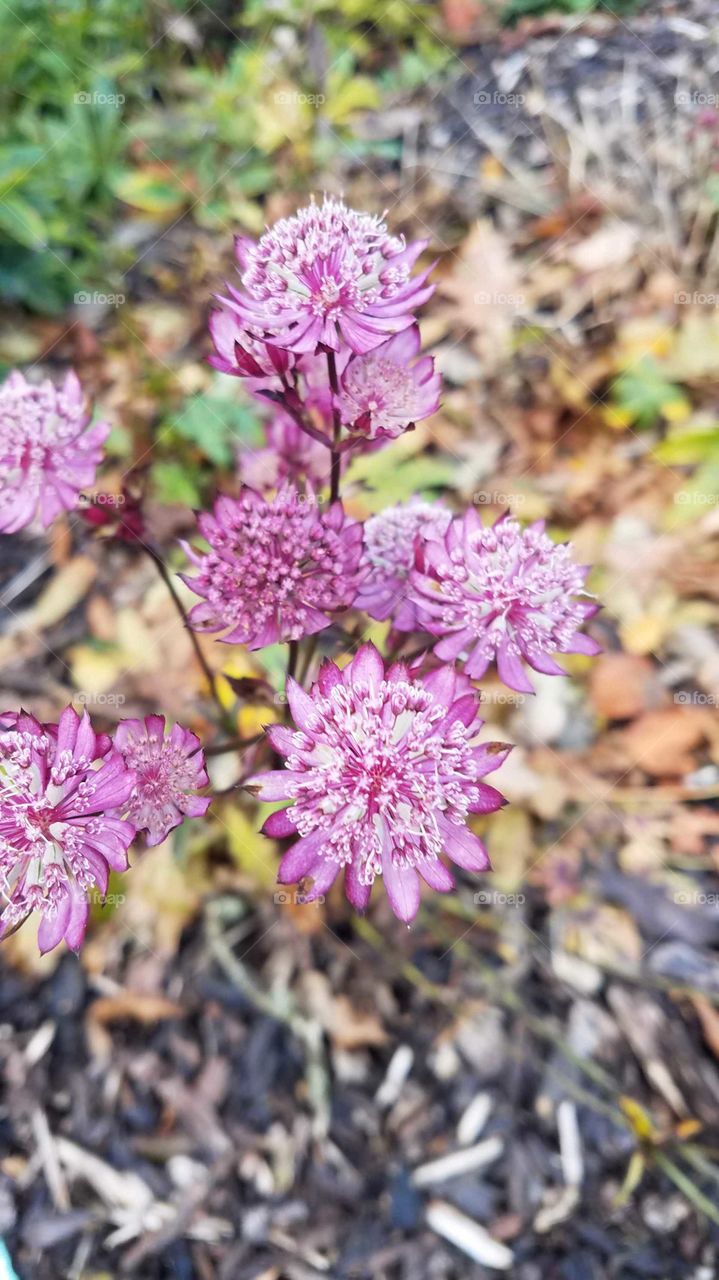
[0,193,46,248]
[610,358,690,430]
[0,144,45,194]
[152,460,202,507]
[112,168,187,216]
[169,390,263,465]
[654,426,719,465]
[347,442,454,510]
[668,459,719,526]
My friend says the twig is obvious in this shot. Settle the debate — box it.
[326,350,342,502]
[204,733,263,758]
[142,544,232,731]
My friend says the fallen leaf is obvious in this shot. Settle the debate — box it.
[621,707,710,777]
[566,222,639,274]
[589,653,665,720]
[439,220,522,372]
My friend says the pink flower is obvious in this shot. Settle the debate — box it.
[0,370,110,534]
[208,305,293,380]
[248,644,509,923]
[113,715,210,847]
[356,500,452,630]
[221,196,434,355]
[410,512,600,692]
[239,411,333,492]
[0,707,136,953]
[182,485,363,648]
[338,327,441,440]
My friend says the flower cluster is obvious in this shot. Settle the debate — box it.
[338,327,441,441]
[248,645,509,923]
[0,707,209,952]
[409,512,600,692]
[218,195,433,355]
[356,499,452,630]
[0,369,109,534]
[182,485,363,648]
[0,195,600,950]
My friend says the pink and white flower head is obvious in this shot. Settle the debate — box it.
[0,707,136,953]
[248,644,510,924]
[113,715,210,847]
[239,411,333,492]
[356,499,452,630]
[338,327,441,441]
[222,196,434,355]
[410,512,600,693]
[208,305,293,381]
[182,485,363,648]
[0,369,110,534]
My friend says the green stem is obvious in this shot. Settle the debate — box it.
[144,544,232,731]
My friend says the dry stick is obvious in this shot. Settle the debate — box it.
[142,544,232,731]
[287,639,299,682]
[326,350,342,503]
[298,633,318,685]
[204,732,263,758]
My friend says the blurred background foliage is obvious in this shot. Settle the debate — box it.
[0,0,449,313]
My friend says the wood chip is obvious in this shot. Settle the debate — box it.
[413,1137,503,1187]
[456,1091,493,1145]
[426,1201,514,1269]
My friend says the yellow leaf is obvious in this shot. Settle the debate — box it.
[662,396,691,423]
[483,807,532,892]
[69,645,127,698]
[620,612,671,655]
[115,842,206,955]
[325,75,380,125]
[221,802,278,889]
[615,1150,646,1206]
[254,81,314,151]
[22,556,97,630]
[603,405,634,430]
[620,1096,657,1142]
[238,703,276,738]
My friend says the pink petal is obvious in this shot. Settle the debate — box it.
[344,860,372,911]
[348,642,384,689]
[262,808,297,838]
[437,815,491,872]
[38,895,72,954]
[419,858,455,892]
[381,853,421,923]
[277,829,328,883]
